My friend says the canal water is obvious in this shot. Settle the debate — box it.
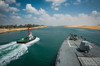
[0,27,100,66]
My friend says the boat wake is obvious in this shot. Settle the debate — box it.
[0,37,40,66]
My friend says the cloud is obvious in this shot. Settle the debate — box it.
[0,0,20,13]
[73,0,81,5]
[32,9,100,26]
[16,3,21,7]
[54,8,59,10]
[64,3,70,6]
[0,13,6,17]
[0,0,9,12]
[24,4,48,15]
[92,10,100,15]
[39,8,48,15]
[46,0,66,10]
[23,5,100,26]
[92,11,98,15]
[0,0,21,25]
[11,16,21,19]
[24,14,32,18]
[12,12,18,15]
[46,0,66,6]
[23,4,39,14]
[9,7,20,12]
[5,0,16,4]
[77,0,81,3]
[1,2,100,26]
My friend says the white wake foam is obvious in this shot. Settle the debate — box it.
[0,44,27,66]
[25,37,40,47]
[0,41,16,50]
[0,37,40,66]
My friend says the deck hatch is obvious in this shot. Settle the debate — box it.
[93,58,100,66]
[78,57,100,66]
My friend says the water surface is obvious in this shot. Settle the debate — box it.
[0,27,100,66]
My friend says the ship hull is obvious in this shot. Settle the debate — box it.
[55,35,100,66]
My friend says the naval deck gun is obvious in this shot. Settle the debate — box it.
[79,41,91,53]
[69,33,78,41]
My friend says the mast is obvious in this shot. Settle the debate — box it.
[28,27,30,36]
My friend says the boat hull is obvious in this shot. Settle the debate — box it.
[17,36,36,44]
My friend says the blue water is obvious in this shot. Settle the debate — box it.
[0,27,100,66]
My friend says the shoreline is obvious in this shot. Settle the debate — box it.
[65,26,100,30]
[0,26,47,34]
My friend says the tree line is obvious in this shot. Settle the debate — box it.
[0,24,41,28]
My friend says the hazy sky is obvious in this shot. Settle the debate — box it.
[0,0,100,26]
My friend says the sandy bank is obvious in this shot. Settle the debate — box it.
[0,26,47,34]
[65,26,100,30]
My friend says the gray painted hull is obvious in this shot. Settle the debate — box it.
[55,36,100,66]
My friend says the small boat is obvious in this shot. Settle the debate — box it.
[17,28,36,44]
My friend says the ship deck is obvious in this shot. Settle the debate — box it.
[55,36,100,66]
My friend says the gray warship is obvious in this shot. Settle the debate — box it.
[55,33,100,66]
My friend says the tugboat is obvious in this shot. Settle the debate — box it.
[17,28,36,43]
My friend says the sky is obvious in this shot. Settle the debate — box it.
[0,0,100,26]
